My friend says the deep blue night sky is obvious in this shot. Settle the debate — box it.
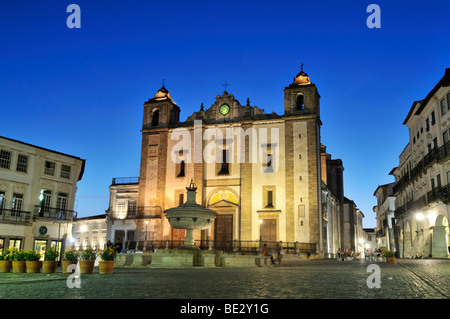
[1,1,449,228]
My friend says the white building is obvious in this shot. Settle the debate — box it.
[0,136,85,258]
[373,183,396,252]
[391,68,450,259]
[71,214,108,251]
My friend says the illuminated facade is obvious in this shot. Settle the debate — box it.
[107,68,355,257]
[390,68,450,258]
[0,136,85,257]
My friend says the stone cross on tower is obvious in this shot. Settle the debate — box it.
[223,82,229,92]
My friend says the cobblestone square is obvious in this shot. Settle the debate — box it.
[1,259,448,299]
[1,259,448,317]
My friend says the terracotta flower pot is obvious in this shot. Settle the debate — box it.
[12,261,26,273]
[62,260,78,274]
[43,261,58,273]
[99,261,115,274]
[0,260,12,273]
[386,257,396,264]
[79,260,95,274]
[26,261,42,273]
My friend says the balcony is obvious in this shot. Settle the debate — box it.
[394,141,450,195]
[111,177,139,185]
[394,184,450,219]
[110,206,162,220]
[34,206,77,222]
[0,209,32,225]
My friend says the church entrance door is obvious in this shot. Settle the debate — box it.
[214,214,233,252]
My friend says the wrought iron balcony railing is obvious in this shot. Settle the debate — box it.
[394,184,450,219]
[0,209,32,225]
[33,206,77,221]
[109,206,162,220]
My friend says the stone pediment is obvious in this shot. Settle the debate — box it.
[184,91,281,125]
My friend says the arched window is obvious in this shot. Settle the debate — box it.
[296,94,304,110]
[151,110,159,127]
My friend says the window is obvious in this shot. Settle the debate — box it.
[128,201,137,216]
[16,154,28,173]
[0,150,11,169]
[426,118,430,131]
[217,148,230,175]
[117,202,126,219]
[12,194,23,211]
[61,165,71,179]
[444,130,449,144]
[295,94,304,110]
[442,99,447,115]
[447,93,450,111]
[266,191,274,208]
[151,110,159,127]
[263,186,276,209]
[39,189,52,213]
[56,193,68,211]
[437,174,442,188]
[0,191,5,212]
[262,144,274,173]
[44,161,55,176]
[177,160,185,177]
[431,178,435,190]
[433,137,438,149]
[431,111,435,125]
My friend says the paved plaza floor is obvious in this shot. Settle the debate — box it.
[1,259,448,316]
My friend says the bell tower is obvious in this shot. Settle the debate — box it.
[284,66,321,118]
[143,84,180,129]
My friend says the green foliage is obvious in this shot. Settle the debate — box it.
[44,247,59,261]
[99,248,115,261]
[79,247,97,261]
[0,248,12,261]
[382,250,395,258]
[24,250,41,261]
[10,248,25,261]
[63,249,79,261]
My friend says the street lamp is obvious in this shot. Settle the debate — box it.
[416,212,424,221]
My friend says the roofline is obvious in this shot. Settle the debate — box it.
[0,135,86,181]
[404,68,450,125]
[75,214,107,221]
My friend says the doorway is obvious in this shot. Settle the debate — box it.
[260,219,277,242]
[214,214,233,251]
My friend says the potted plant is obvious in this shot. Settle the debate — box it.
[0,248,12,273]
[382,250,396,264]
[11,248,26,273]
[24,250,42,273]
[79,247,97,274]
[43,247,59,273]
[62,249,79,274]
[98,248,115,274]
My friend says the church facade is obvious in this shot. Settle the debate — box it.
[107,68,349,257]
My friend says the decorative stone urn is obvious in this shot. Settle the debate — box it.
[164,179,218,249]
